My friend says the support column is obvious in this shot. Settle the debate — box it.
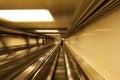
[36,37,39,47]
[42,38,45,45]
[24,36,30,49]
[0,34,11,54]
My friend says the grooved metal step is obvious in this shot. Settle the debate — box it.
[52,48,67,80]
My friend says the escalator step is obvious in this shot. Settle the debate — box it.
[56,66,66,70]
[53,75,67,80]
[55,70,66,74]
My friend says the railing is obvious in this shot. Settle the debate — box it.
[0,44,55,79]
[64,46,89,80]
[65,45,105,80]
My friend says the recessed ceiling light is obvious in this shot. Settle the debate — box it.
[35,30,59,32]
[0,9,54,22]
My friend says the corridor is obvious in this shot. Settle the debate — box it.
[0,0,120,80]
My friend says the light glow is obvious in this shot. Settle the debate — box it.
[0,9,54,22]
[35,30,59,32]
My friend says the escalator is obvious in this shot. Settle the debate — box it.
[31,45,89,80]
[0,44,55,80]
[0,44,89,80]
[50,46,89,80]
[52,47,67,80]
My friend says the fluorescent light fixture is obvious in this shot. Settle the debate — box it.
[45,34,61,38]
[35,30,59,32]
[0,9,54,22]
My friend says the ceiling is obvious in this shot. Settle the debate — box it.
[0,0,79,38]
[0,0,119,38]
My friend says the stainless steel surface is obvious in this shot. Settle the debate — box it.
[0,44,54,80]
[14,45,57,80]
[52,47,67,80]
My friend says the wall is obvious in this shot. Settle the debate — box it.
[66,7,120,80]
[28,38,36,44]
[38,38,42,44]
[0,40,3,48]
[3,36,26,47]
